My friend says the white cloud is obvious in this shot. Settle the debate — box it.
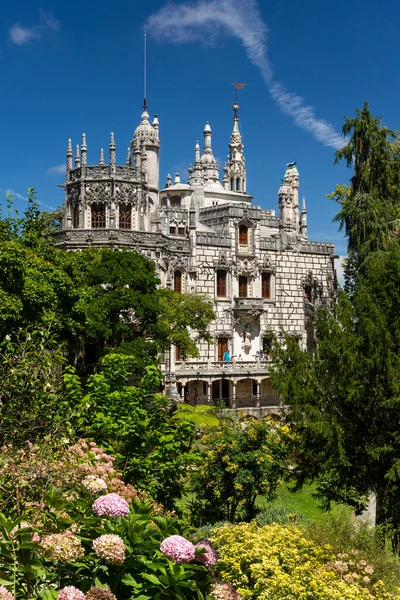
[9,11,60,46]
[147,0,343,149]
[335,255,347,287]
[2,188,56,211]
[47,164,66,175]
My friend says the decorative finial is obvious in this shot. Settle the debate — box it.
[166,173,172,187]
[99,148,105,165]
[109,132,116,165]
[75,144,81,168]
[66,138,73,171]
[174,173,181,184]
[143,25,148,111]
[126,147,131,167]
[81,133,87,166]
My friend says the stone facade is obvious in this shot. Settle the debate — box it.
[55,101,335,413]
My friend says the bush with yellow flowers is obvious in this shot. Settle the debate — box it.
[210,522,399,599]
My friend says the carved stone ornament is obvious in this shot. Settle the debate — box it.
[84,181,111,205]
[67,183,81,205]
[235,257,258,277]
[168,255,188,272]
[115,182,138,205]
[213,251,231,269]
[259,254,276,274]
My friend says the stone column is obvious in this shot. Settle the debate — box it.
[256,381,261,408]
[207,381,211,405]
[232,381,236,409]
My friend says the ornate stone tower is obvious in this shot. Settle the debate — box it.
[223,100,246,193]
[131,105,160,217]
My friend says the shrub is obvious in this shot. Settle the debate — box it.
[211,522,399,599]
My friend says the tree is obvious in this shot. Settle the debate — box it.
[328,103,400,287]
[271,243,400,550]
[188,416,289,524]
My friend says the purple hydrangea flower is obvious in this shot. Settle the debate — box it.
[92,493,129,518]
[195,539,218,567]
[160,535,196,563]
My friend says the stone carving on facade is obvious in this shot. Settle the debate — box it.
[235,257,258,277]
[115,182,138,205]
[213,251,232,270]
[84,181,111,205]
[67,183,81,204]
[168,255,188,273]
[259,254,276,274]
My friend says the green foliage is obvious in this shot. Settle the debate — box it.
[0,483,213,599]
[271,242,400,547]
[210,522,396,599]
[72,354,197,508]
[187,416,289,524]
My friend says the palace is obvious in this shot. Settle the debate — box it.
[54,99,336,415]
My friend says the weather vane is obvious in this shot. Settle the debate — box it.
[230,82,246,105]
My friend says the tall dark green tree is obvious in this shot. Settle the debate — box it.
[272,105,400,551]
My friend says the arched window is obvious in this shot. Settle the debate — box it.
[239,275,248,298]
[91,203,106,228]
[174,270,182,294]
[239,224,248,245]
[73,206,79,228]
[236,178,241,191]
[231,179,235,191]
[119,206,131,229]
[262,272,271,299]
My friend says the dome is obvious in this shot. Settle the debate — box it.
[132,110,160,149]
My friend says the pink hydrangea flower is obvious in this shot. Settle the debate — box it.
[211,582,242,600]
[58,586,86,600]
[40,531,85,562]
[92,493,129,518]
[160,535,196,563]
[363,576,371,584]
[194,539,218,567]
[93,534,126,564]
[365,564,374,574]
[0,586,15,600]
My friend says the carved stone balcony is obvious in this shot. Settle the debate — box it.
[173,359,271,379]
[233,297,264,321]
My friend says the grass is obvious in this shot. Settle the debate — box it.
[255,482,352,524]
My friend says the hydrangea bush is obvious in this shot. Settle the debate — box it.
[0,442,234,600]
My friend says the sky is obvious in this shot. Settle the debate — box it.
[1,0,399,263]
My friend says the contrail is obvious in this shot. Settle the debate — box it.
[147,0,343,149]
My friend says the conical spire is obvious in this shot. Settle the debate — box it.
[126,147,131,167]
[75,144,81,168]
[300,197,308,238]
[227,101,246,193]
[99,148,105,166]
[66,138,73,171]
[81,133,87,166]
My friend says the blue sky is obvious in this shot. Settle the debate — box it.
[1,0,399,258]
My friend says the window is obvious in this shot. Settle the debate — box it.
[239,275,248,298]
[170,196,181,207]
[216,270,227,297]
[217,337,228,362]
[174,270,182,294]
[175,346,182,361]
[91,203,106,228]
[236,178,241,191]
[73,206,79,228]
[119,206,131,229]
[239,224,248,245]
[305,285,312,302]
[170,226,176,235]
[178,227,185,236]
[262,272,271,299]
